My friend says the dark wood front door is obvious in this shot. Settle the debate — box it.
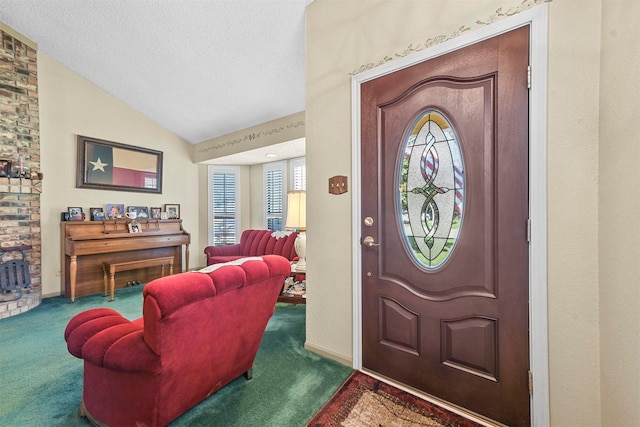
[360,26,530,426]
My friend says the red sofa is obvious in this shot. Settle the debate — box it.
[204,229,298,265]
[64,255,291,427]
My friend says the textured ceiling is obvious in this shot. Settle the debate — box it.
[0,0,310,146]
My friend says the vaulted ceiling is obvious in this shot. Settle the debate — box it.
[0,0,311,147]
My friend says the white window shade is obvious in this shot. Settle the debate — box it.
[209,166,239,246]
[264,161,286,231]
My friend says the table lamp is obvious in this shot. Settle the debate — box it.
[285,190,306,272]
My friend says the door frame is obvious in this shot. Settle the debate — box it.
[351,5,549,426]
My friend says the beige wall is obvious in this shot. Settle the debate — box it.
[599,0,640,424]
[306,0,639,426]
[38,52,201,296]
[250,164,265,229]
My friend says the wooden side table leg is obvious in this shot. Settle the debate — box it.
[160,265,165,277]
[70,255,77,303]
[169,260,174,275]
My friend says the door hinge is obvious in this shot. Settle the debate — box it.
[528,370,533,396]
[527,65,532,89]
[527,218,531,243]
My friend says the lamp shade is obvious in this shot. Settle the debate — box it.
[285,190,306,230]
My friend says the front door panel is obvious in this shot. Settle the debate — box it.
[360,26,530,426]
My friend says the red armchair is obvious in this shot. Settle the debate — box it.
[204,229,298,265]
[64,255,291,427]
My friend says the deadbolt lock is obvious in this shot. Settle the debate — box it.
[364,217,374,227]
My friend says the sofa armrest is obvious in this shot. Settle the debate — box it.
[65,308,127,357]
[204,244,242,265]
[65,307,160,374]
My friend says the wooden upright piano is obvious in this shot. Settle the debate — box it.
[61,219,190,301]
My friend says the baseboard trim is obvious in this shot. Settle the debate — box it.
[304,341,352,366]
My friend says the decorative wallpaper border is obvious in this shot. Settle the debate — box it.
[196,119,304,155]
[350,0,552,76]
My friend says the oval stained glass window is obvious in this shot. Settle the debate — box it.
[398,110,465,269]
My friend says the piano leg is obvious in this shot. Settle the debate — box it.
[109,272,116,302]
[102,264,108,298]
[70,255,77,303]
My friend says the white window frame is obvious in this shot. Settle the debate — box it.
[208,165,241,246]
[264,161,287,230]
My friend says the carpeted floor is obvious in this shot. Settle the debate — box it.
[0,286,352,426]
[307,371,484,427]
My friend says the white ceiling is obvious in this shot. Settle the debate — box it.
[0,0,310,160]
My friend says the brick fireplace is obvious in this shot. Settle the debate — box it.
[0,26,42,319]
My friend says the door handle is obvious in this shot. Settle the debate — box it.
[362,236,380,247]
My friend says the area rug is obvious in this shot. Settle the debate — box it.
[307,371,484,427]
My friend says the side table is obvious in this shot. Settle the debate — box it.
[278,268,306,304]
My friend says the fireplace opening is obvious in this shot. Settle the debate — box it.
[0,245,32,302]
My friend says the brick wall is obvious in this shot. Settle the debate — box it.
[0,28,42,318]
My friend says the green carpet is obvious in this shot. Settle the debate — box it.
[0,286,352,426]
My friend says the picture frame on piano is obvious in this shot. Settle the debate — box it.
[128,221,142,233]
[106,203,124,219]
[150,207,162,219]
[90,207,105,221]
[127,206,149,219]
[165,204,180,219]
[67,207,84,221]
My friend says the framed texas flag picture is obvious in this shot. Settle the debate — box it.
[76,135,163,194]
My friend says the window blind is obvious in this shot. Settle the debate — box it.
[292,162,306,190]
[212,172,236,245]
[265,168,284,231]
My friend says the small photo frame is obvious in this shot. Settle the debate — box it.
[0,159,11,177]
[106,203,124,219]
[90,207,105,221]
[67,207,84,221]
[164,204,180,219]
[160,212,169,220]
[128,221,142,233]
[150,207,162,219]
[127,206,149,219]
